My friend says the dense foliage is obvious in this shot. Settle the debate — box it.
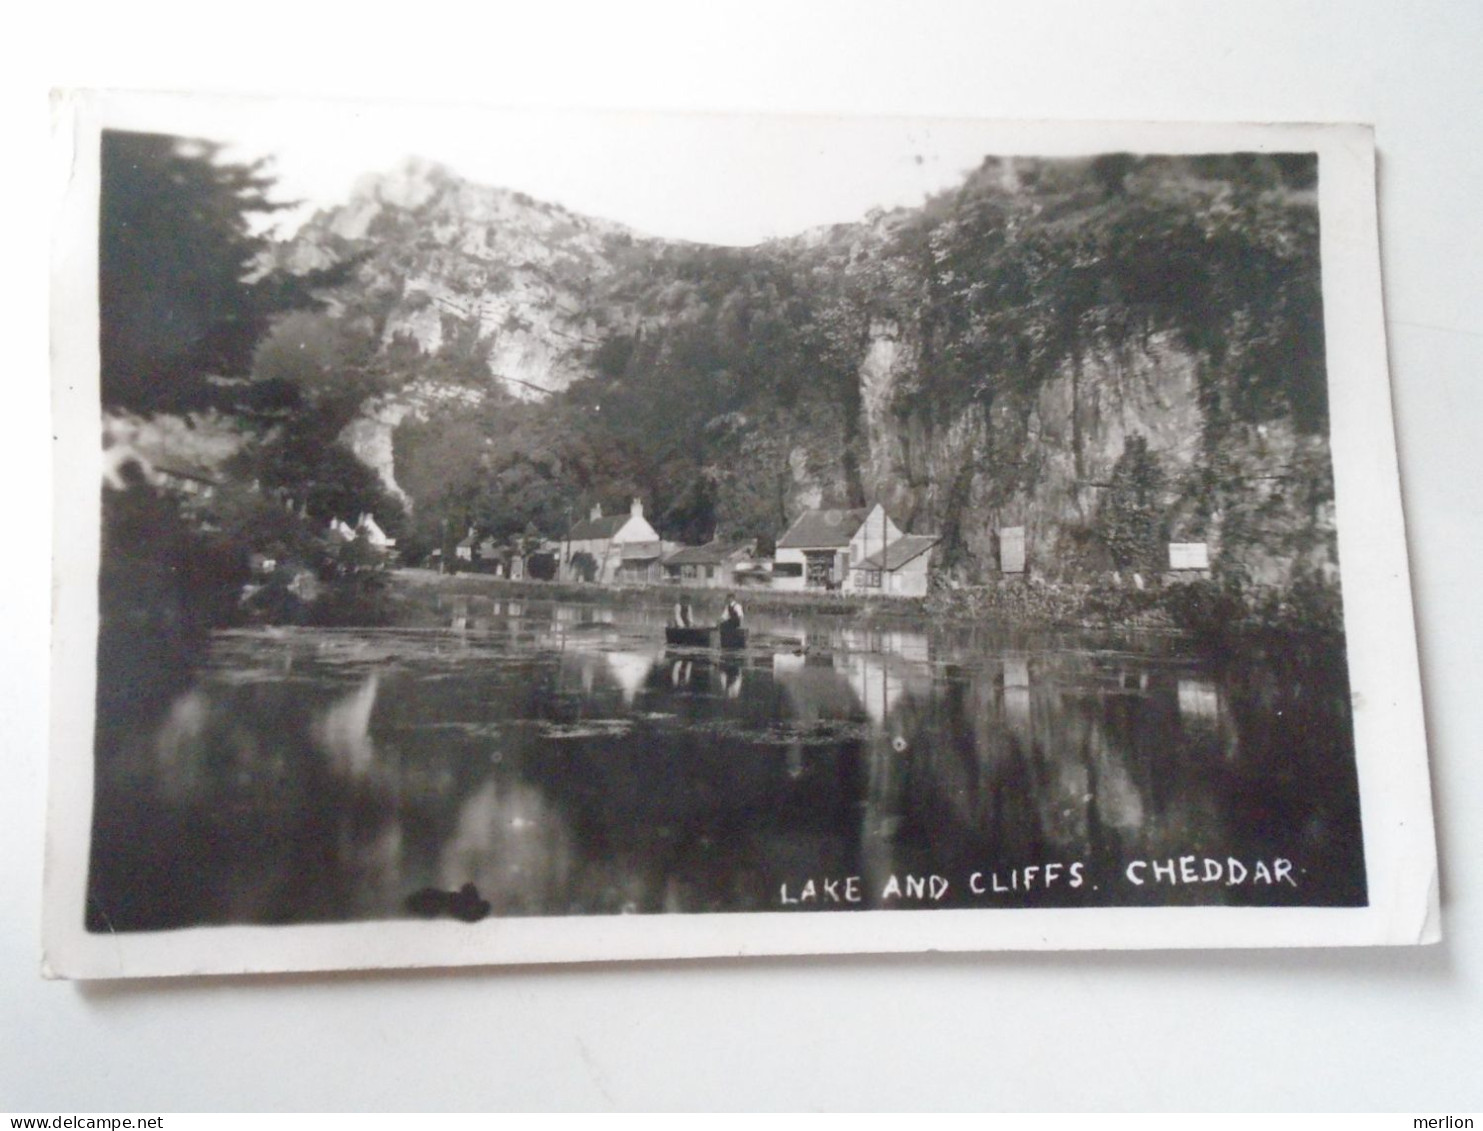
[97,133,407,649]
[1097,434,1166,571]
[99,131,353,414]
[886,154,1326,430]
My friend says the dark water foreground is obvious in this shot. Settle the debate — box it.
[87,594,1365,930]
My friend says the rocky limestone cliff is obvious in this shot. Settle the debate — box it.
[339,379,485,504]
[276,158,651,400]
[279,152,1336,591]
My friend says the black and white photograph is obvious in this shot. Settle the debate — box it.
[44,94,1436,977]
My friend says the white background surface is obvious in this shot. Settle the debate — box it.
[3,0,1481,1111]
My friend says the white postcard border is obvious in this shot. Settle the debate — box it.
[44,93,1439,978]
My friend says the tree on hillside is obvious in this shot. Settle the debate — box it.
[1098,434,1167,571]
[252,429,405,533]
[252,311,375,395]
[99,130,348,414]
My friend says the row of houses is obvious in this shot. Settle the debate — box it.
[551,499,941,598]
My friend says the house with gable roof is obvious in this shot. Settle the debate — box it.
[851,533,940,597]
[562,499,662,584]
[772,504,904,592]
[661,540,756,588]
[355,513,396,551]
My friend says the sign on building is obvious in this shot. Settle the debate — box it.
[1000,526,1026,573]
[1168,542,1211,570]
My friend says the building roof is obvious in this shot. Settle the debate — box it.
[776,507,872,550]
[355,514,392,543]
[567,513,634,541]
[857,534,940,572]
[663,540,753,566]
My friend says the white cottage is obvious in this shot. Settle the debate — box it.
[772,504,903,592]
[355,513,396,551]
[852,534,939,597]
[562,499,662,584]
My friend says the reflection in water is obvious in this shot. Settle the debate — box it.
[841,651,921,727]
[772,651,805,675]
[154,689,210,803]
[1092,725,1145,832]
[1003,656,1031,689]
[1179,678,1219,721]
[87,596,1366,930]
[605,652,654,706]
[440,780,573,915]
[314,673,381,780]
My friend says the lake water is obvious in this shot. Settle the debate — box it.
[87,590,1366,930]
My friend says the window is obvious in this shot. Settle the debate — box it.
[805,551,835,588]
[773,561,804,578]
[863,570,882,589]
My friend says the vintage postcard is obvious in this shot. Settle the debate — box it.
[45,91,1438,978]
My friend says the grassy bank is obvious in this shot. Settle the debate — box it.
[925,578,1173,632]
[396,568,1345,651]
[393,569,928,620]
[927,573,1344,644]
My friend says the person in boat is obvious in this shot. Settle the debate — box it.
[719,593,745,630]
[672,596,694,628]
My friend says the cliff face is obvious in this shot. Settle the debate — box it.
[275,158,651,400]
[856,324,1205,571]
[280,153,1336,590]
[821,313,1327,587]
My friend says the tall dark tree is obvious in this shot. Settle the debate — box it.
[1098,434,1167,571]
[99,130,343,413]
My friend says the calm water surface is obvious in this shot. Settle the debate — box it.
[88,593,1365,930]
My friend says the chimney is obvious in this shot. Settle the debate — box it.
[590,504,603,522]
[631,498,643,517]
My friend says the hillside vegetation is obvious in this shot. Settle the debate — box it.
[285,153,1332,605]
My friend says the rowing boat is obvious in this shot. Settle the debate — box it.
[664,624,748,649]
